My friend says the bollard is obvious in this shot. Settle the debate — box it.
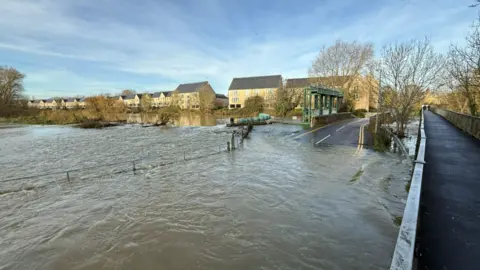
[227,141,231,151]
[132,161,136,172]
[66,171,70,181]
[231,133,235,150]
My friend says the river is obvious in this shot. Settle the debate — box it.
[0,123,410,270]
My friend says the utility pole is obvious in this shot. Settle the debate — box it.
[375,71,382,134]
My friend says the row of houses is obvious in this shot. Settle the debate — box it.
[28,75,376,111]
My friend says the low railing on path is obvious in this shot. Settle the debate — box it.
[431,107,480,139]
[389,109,426,270]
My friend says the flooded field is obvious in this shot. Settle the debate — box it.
[0,124,410,270]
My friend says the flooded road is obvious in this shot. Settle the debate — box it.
[0,124,410,270]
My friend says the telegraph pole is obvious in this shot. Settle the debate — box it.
[375,71,382,134]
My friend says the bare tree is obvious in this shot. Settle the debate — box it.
[447,17,480,116]
[121,89,136,96]
[275,80,303,117]
[309,40,374,98]
[379,38,444,136]
[0,67,25,106]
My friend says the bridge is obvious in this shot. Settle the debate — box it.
[390,108,480,270]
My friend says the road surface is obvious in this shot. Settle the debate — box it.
[293,118,373,150]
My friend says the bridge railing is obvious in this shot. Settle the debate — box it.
[389,108,426,270]
[430,107,480,139]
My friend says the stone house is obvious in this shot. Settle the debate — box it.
[228,75,282,109]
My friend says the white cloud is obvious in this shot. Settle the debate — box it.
[0,0,477,97]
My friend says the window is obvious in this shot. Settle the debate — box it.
[230,104,236,109]
[245,91,250,97]
[254,89,259,95]
[232,91,238,97]
[231,97,239,103]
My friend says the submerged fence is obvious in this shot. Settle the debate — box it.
[1,131,247,190]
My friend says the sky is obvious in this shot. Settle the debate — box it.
[0,0,478,98]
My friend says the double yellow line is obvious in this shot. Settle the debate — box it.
[354,123,366,156]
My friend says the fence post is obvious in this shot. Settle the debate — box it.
[184,151,186,160]
[66,171,70,181]
[227,141,231,151]
[132,161,136,172]
[231,133,235,150]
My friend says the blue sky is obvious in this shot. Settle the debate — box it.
[0,0,477,98]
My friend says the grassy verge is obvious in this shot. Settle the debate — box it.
[350,168,364,182]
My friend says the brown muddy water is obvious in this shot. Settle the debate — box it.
[0,123,410,270]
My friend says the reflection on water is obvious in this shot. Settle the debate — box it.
[127,113,224,126]
[0,124,410,270]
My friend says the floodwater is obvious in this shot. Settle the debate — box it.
[0,123,411,270]
[127,113,224,126]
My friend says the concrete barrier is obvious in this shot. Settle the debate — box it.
[431,107,480,139]
[390,109,426,270]
[311,112,353,126]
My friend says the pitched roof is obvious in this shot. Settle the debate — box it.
[124,94,137,100]
[215,93,228,99]
[151,92,162,98]
[176,81,208,93]
[286,76,352,88]
[228,75,282,90]
[163,91,173,97]
[66,98,79,102]
[33,99,46,103]
[44,98,55,103]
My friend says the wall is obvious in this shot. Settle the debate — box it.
[228,88,278,109]
[311,112,353,126]
[431,107,480,139]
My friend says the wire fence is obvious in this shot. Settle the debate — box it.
[1,132,246,191]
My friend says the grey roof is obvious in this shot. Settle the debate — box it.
[33,99,46,103]
[215,94,228,99]
[286,76,351,88]
[124,94,137,100]
[228,75,282,90]
[66,98,79,102]
[44,98,55,103]
[151,92,162,98]
[163,91,173,97]
[176,81,208,93]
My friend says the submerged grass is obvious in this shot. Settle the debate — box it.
[393,216,403,226]
[350,168,364,182]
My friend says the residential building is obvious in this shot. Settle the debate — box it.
[172,81,215,110]
[122,94,149,107]
[228,75,282,109]
[215,94,229,108]
[29,100,46,109]
[161,91,173,106]
[285,75,378,111]
[150,91,173,107]
[65,98,82,109]
[44,99,56,109]
[78,98,86,108]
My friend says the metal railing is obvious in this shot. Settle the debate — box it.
[430,107,480,139]
[389,109,426,270]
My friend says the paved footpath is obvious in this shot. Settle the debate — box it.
[418,111,480,270]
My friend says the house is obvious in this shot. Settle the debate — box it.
[215,94,229,108]
[78,98,86,108]
[228,75,283,109]
[122,93,149,107]
[29,99,46,109]
[151,92,162,107]
[44,99,56,109]
[285,75,378,111]
[173,82,215,110]
[65,98,81,109]
[162,91,173,106]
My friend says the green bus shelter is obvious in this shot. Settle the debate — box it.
[303,86,344,123]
